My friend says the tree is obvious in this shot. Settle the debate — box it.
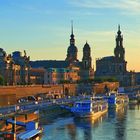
[0,75,4,85]
[103,77,118,82]
[77,79,94,84]
[93,77,104,83]
[93,76,118,83]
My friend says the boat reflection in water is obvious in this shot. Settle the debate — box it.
[72,113,107,140]
[70,105,127,140]
[108,105,127,140]
[41,104,140,140]
[70,104,128,140]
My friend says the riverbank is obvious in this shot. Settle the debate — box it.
[0,82,119,106]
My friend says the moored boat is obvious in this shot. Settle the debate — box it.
[71,97,108,118]
[16,121,43,140]
[105,93,129,109]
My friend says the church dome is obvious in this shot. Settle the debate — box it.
[68,45,78,53]
[83,42,90,51]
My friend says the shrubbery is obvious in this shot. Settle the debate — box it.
[0,75,4,85]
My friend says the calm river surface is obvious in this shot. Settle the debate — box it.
[40,105,140,140]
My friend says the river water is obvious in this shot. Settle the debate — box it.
[40,104,140,140]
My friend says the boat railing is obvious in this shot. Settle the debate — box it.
[72,108,90,112]
[75,106,90,109]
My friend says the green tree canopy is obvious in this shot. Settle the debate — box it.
[0,75,4,85]
[94,76,118,83]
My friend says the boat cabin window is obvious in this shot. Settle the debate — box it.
[75,103,80,107]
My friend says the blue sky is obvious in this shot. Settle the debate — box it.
[0,0,140,71]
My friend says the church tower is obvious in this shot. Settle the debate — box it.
[82,42,92,69]
[114,25,125,61]
[114,25,127,73]
[66,21,78,62]
[80,42,94,80]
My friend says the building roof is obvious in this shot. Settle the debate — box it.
[30,60,70,69]
[97,56,115,62]
[102,56,115,60]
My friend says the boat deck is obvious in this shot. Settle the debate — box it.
[17,129,42,140]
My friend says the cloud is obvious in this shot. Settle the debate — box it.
[69,0,140,15]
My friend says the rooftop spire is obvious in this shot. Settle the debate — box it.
[117,24,121,35]
[70,20,75,45]
[71,20,73,35]
[118,24,120,31]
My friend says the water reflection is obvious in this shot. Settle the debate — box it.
[73,116,105,140]
[41,105,140,140]
[129,104,140,110]
[66,124,76,140]
[108,106,127,140]
[115,108,127,140]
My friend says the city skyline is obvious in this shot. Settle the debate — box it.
[0,0,140,71]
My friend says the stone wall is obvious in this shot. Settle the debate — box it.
[93,82,119,94]
[0,94,16,106]
[76,82,119,95]
[0,84,77,100]
[0,82,119,106]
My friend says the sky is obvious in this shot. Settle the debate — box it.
[0,0,140,71]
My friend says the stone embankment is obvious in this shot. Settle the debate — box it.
[0,82,119,106]
[0,84,76,106]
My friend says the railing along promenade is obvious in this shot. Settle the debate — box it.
[0,96,88,118]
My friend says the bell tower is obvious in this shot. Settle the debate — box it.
[114,25,127,73]
[114,25,125,61]
[82,42,92,69]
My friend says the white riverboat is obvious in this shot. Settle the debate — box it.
[71,98,108,118]
[104,92,129,110]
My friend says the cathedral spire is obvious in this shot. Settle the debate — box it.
[71,20,73,35]
[117,24,121,35]
[70,20,75,46]
[66,21,78,62]
[118,24,120,31]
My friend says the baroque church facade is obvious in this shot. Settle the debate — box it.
[0,24,137,86]
[95,25,135,87]
[65,23,94,80]
[30,23,94,83]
